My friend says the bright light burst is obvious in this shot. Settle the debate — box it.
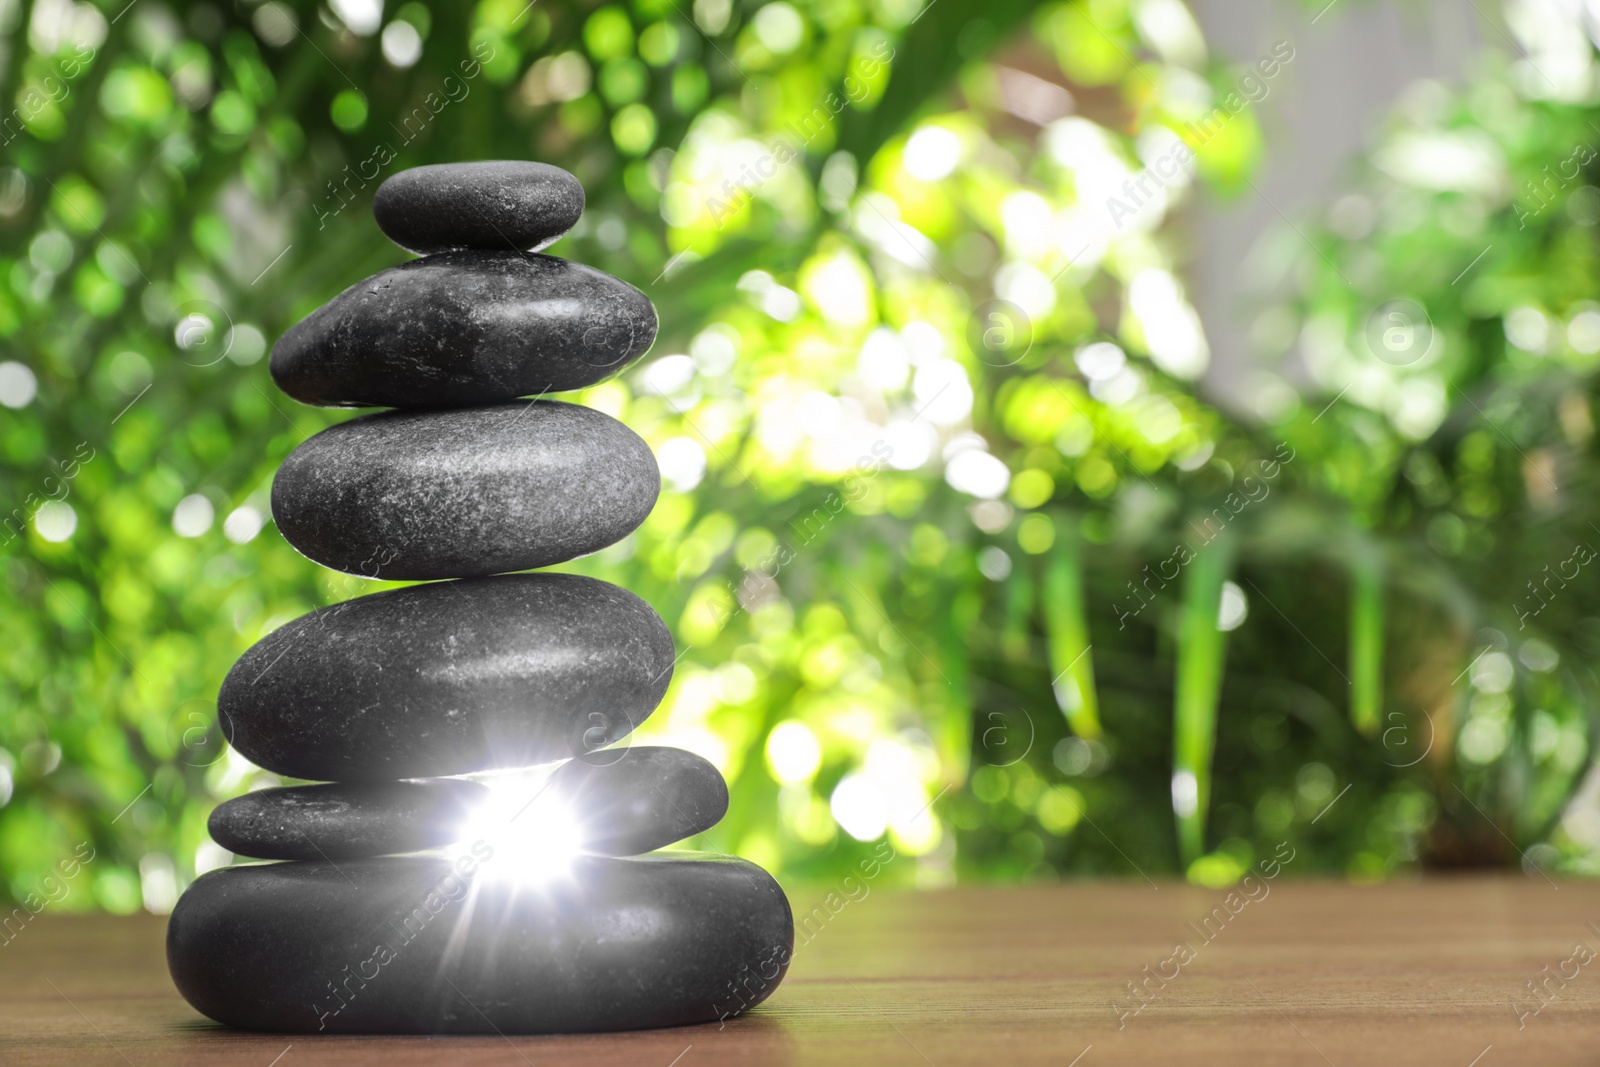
[458,769,584,884]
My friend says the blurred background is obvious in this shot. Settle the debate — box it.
[4,0,1600,913]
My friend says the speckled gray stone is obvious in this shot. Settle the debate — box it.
[549,747,728,856]
[271,401,659,581]
[167,852,794,1033]
[373,161,585,255]
[218,574,676,781]
[208,780,491,862]
[270,251,657,409]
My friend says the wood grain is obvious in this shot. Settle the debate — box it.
[2,876,1597,1065]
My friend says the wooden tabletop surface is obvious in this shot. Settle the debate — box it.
[2,875,1597,1065]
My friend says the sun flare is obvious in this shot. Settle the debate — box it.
[458,769,584,883]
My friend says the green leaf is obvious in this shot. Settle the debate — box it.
[1173,530,1234,867]
[1349,548,1383,737]
[1042,522,1101,739]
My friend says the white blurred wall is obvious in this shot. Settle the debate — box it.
[1188,0,1484,407]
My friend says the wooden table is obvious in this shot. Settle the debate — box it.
[2,876,1596,1065]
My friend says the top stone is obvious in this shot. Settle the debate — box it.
[373,161,584,255]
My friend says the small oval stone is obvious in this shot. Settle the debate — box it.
[550,747,728,856]
[167,853,793,1033]
[270,251,657,409]
[373,161,584,255]
[271,401,660,580]
[208,779,490,862]
[219,574,675,781]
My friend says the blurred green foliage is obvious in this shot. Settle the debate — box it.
[2,0,1598,913]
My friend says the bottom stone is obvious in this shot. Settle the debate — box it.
[167,851,793,1033]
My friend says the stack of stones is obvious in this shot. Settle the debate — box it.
[166,162,793,1034]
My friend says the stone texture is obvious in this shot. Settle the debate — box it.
[270,251,657,409]
[167,852,794,1033]
[373,161,585,255]
[271,401,659,580]
[550,747,728,856]
[208,779,491,862]
[218,574,676,781]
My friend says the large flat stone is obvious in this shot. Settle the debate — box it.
[167,852,793,1033]
[208,780,490,862]
[219,574,675,781]
[271,401,659,581]
[269,251,657,409]
[373,162,584,255]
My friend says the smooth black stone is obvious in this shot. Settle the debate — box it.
[167,852,793,1033]
[551,747,728,856]
[271,401,659,580]
[219,574,675,781]
[269,251,657,409]
[208,780,490,861]
[373,161,584,255]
